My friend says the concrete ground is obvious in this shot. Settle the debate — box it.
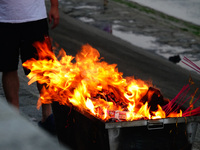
[0,0,200,149]
[0,97,71,150]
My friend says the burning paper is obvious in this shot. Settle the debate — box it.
[23,39,185,122]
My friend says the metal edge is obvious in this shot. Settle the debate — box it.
[105,116,200,129]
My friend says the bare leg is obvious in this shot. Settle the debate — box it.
[37,82,52,122]
[41,104,52,122]
[2,71,19,108]
[37,82,56,135]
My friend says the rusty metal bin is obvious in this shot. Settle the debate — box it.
[52,102,199,150]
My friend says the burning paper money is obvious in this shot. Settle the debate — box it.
[23,39,199,122]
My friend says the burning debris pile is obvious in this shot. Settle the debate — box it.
[23,39,200,122]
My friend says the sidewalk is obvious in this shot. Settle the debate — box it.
[0,96,70,150]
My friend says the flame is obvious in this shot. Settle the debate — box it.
[23,39,182,122]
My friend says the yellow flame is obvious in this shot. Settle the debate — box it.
[23,40,182,122]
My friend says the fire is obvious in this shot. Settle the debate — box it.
[23,39,182,122]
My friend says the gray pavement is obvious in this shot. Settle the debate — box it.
[1,0,200,149]
[0,96,70,150]
[60,0,200,60]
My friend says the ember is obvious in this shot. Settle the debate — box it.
[23,39,199,122]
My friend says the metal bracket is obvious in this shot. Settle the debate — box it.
[147,119,164,130]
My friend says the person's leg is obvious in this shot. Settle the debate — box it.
[37,82,56,135]
[37,82,52,122]
[2,71,19,108]
[0,23,20,108]
[20,19,56,134]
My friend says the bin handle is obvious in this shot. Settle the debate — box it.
[147,119,164,130]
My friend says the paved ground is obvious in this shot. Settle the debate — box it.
[62,0,200,86]
[60,0,200,61]
[0,97,70,150]
[1,0,200,149]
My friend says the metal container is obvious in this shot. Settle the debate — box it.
[52,102,200,150]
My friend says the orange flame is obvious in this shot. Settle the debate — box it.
[23,39,182,122]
